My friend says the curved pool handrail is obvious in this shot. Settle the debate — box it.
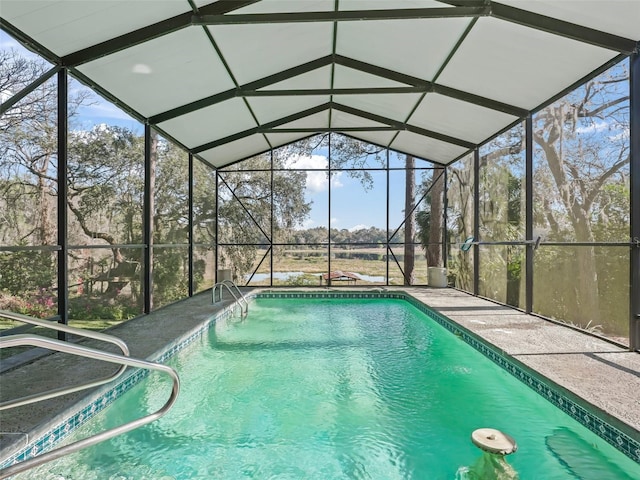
[0,310,130,410]
[0,334,180,480]
[212,280,248,316]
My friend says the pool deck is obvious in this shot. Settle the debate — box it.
[1,286,639,463]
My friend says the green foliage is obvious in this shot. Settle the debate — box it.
[0,290,57,319]
[0,247,56,295]
[68,295,139,321]
[152,247,189,308]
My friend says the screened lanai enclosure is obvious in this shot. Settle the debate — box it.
[0,0,638,350]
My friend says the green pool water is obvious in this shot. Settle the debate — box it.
[20,298,640,479]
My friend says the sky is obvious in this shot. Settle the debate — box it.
[285,153,411,231]
[2,30,427,232]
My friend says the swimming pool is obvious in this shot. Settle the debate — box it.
[5,296,640,478]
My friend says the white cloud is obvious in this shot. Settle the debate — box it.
[285,154,343,193]
[286,153,326,169]
[80,101,136,121]
[608,130,629,142]
[575,121,608,134]
[306,170,328,193]
[349,224,369,232]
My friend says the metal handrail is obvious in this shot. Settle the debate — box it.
[0,310,130,410]
[212,280,248,315]
[0,334,180,480]
[222,280,249,314]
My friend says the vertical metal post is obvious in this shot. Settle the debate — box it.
[143,125,153,313]
[327,133,332,285]
[188,152,194,297]
[443,167,448,269]
[270,149,274,287]
[630,53,640,351]
[525,115,534,314]
[57,69,68,339]
[473,148,480,296]
[214,171,219,283]
[386,148,390,285]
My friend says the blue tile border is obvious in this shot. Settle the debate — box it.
[3,290,638,469]
[255,290,640,464]
[0,304,236,471]
[398,294,640,464]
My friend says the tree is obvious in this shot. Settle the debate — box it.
[1,49,91,315]
[1,49,60,247]
[217,150,310,282]
[404,155,415,285]
[444,155,474,291]
[415,167,446,273]
[532,63,629,324]
[293,134,443,284]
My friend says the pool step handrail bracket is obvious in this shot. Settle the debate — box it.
[0,334,180,480]
[212,280,249,316]
[0,310,130,409]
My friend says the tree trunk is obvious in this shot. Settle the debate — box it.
[426,169,444,267]
[573,215,600,324]
[37,156,56,245]
[148,130,157,308]
[404,155,415,285]
[534,128,601,323]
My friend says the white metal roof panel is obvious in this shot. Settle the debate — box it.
[248,96,330,124]
[330,110,389,129]
[222,0,334,14]
[266,132,313,150]
[437,17,620,110]
[333,65,410,88]
[336,18,473,82]
[198,134,270,168]
[343,131,398,150]
[209,22,334,85]
[158,98,256,149]
[499,0,640,40]
[1,0,189,56]
[257,66,332,90]
[339,0,446,10]
[269,110,330,131]
[333,94,423,123]
[2,0,638,170]
[409,93,518,144]
[77,27,235,117]
[391,131,468,165]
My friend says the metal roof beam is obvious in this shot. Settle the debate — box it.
[150,55,334,124]
[490,3,638,55]
[0,65,60,115]
[192,102,331,153]
[339,132,447,168]
[431,84,527,117]
[334,55,528,117]
[262,127,398,133]
[245,86,425,96]
[61,1,261,67]
[0,18,61,65]
[192,6,490,25]
[331,102,476,149]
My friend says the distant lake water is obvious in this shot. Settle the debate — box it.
[247,272,388,283]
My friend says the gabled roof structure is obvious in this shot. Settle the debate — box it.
[2,0,639,168]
